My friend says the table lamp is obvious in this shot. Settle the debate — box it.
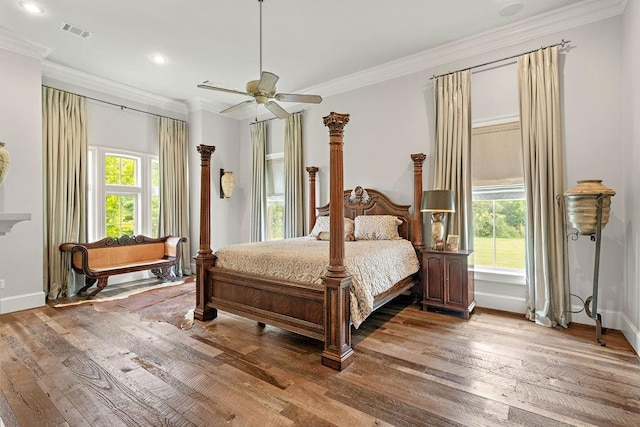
[421,190,455,250]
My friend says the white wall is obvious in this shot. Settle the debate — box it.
[0,48,45,313]
[88,101,159,154]
[188,109,242,259]
[622,0,640,353]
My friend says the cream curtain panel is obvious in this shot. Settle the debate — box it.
[284,112,304,238]
[43,87,88,299]
[250,121,267,242]
[159,117,191,276]
[433,70,473,250]
[518,46,570,328]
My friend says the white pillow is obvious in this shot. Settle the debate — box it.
[310,216,355,240]
[354,215,402,240]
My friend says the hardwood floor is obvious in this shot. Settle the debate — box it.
[1,281,639,426]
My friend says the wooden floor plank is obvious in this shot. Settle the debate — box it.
[1,281,639,427]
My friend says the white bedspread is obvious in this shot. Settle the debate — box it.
[214,237,419,328]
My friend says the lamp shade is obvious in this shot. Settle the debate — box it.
[421,190,455,213]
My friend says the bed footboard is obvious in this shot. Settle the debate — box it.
[207,267,324,340]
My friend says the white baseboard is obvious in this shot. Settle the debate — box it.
[568,304,622,330]
[621,313,640,357]
[475,290,527,314]
[0,291,46,314]
[475,292,623,330]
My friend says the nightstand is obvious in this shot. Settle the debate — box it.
[419,248,475,319]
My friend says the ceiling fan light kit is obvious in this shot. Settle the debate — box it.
[198,0,322,119]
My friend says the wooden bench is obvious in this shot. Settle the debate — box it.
[60,235,187,297]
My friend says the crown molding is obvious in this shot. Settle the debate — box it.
[185,98,230,115]
[298,0,627,98]
[41,60,187,115]
[0,27,50,59]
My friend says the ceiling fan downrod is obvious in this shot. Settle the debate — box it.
[259,0,263,76]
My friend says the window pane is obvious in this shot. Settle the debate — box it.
[105,155,137,186]
[472,198,526,269]
[267,203,284,241]
[494,200,525,269]
[105,194,136,238]
[121,158,136,185]
[105,156,120,184]
[495,236,525,269]
[151,159,160,188]
[473,200,495,266]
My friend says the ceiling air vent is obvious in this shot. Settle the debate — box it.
[60,22,93,39]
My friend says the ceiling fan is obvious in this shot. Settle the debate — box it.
[197,0,322,119]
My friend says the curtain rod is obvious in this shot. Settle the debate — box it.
[41,85,186,123]
[251,109,305,124]
[430,39,571,81]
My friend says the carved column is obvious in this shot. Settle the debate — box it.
[321,112,354,370]
[306,166,319,234]
[411,153,427,248]
[194,144,217,321]
[324,112,349,278]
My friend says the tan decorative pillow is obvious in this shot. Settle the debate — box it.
[310,216,355,240]
[316,231,356,241]
[354,215,403,240]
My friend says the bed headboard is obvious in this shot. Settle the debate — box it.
[316,186,413,241]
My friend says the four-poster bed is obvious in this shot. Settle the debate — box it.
[194,112,426,370]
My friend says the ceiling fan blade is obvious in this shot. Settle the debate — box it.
[197,82,252,97]
[265,101,290,119]
[258,71,279,94]
[275,93,322,104]
[220,99,256,114]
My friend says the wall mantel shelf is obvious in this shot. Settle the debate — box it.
[0,213,31,236]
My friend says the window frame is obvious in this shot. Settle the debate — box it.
[88,147,159,241]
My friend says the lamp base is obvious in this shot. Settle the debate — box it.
[430,212,447,250]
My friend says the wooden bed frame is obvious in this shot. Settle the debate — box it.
[194,112,426,370]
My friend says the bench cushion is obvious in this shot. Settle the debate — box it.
[72,243,165,270]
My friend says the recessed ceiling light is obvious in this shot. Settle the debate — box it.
[499,2,524,17]
[150,54,168,65]
[18,1,45,15]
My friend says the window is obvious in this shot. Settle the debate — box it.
[265,153,284,240]
[471,121,526,271]
[88,148,159,241]
[473,186,525,269]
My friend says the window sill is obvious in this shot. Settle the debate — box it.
[471,267,525,286]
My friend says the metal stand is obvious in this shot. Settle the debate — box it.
[561,194,607,346]
[584,194,607,346]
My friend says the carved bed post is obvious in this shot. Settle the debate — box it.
[306,166,319,234]
[194,144,217,321]
[321,112,354,371]
[411,153,427,248]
